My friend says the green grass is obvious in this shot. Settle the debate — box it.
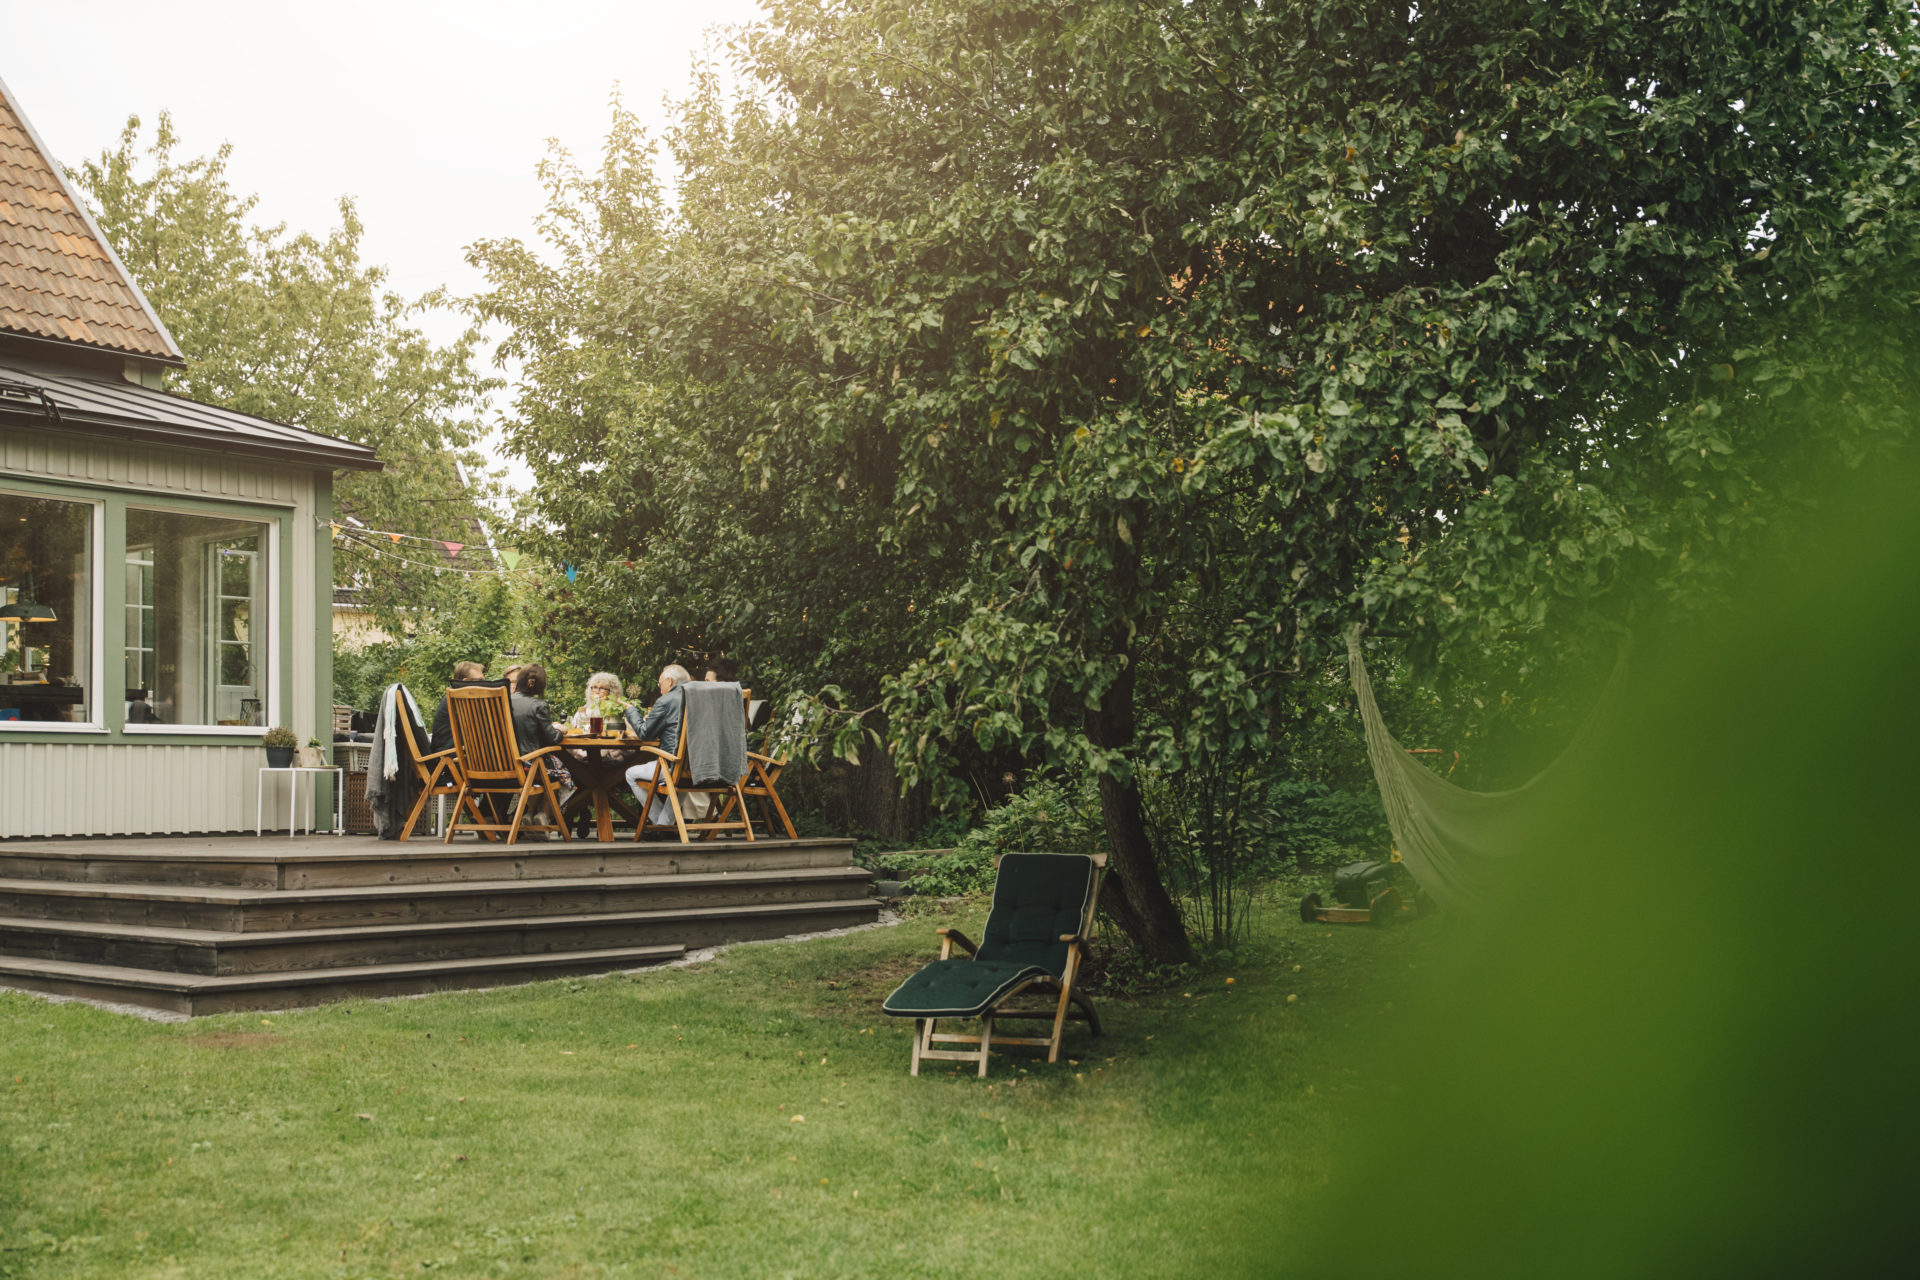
[1,881,1427,1279]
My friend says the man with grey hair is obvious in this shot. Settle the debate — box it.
[624,664,695,829]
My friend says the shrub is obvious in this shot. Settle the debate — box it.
[872,778,1102,898]
[1261,779,1389,869]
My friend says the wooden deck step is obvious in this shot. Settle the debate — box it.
[0,945,689,1016]
[0,866,874,931]
[0,898,880,976]
[0,833,884,1016]
[0,836,858,890]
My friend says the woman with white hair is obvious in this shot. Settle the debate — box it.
[624,664,696,829]
[562,670,629,837]
[568,671,626,732]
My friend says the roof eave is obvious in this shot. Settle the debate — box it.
[0,328,187,372]
[0,403,384,472]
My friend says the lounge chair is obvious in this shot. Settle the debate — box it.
[882,852,1106,1076]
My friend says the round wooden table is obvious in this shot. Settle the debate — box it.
[558,732,644,842]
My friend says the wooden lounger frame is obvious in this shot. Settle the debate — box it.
[909,853,1106,1078]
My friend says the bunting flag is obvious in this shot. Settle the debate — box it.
[319,517,631,584]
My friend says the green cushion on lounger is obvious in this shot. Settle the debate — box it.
[882,957,1048,1018]
[881,852,1098,1019]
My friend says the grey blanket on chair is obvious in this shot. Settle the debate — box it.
[365,683,424,840]
[683,681,748,787]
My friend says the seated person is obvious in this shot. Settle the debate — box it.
[624,664,699,827]
[510,663,566,752]
[568,671,626,732]
[430,660,506,754]
[511,663,573,798]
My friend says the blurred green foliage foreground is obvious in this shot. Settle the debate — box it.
[1296,450,1920,1276]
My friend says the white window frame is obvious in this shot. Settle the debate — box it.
[0,487,106,734]
[125,543,155,693]
[118,505,279,737]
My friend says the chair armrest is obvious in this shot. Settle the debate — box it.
[417,746,456,762]
[936,926,977,957]
[638,744,676,764]
[519,745,565,765]
[1059,933,1089,945]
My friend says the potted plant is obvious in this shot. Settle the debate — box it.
[297,736,327,769]
[262,725,298,769]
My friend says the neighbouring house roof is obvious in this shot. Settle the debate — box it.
[0,359,381,471]
[0,76,186,366]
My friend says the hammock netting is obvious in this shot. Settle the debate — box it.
[1346,626,1628,914]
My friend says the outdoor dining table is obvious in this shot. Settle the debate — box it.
[558,731,644,842]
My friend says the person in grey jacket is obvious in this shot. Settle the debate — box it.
[625,664,692,826]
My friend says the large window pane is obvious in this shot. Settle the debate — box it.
[0,490,94,724]
[123,508,269,727]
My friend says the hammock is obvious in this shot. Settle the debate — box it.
[1346,626,1629,913]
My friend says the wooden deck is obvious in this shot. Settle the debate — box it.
[0,833,878,1015]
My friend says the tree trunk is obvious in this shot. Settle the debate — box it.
[1084,631,1194,967]
[848,736,929,840]
[809,716,930,840]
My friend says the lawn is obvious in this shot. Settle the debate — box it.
[1,879,1427,1279]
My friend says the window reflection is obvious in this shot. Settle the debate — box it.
[123,509,268,727]
[0,490,93,724]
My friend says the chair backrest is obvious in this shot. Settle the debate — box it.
[976,853,1104,977]
[445,685,524,784]
[393,694,438,783]
[681,681,748,786]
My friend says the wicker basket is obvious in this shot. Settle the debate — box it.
[342,771,375,835]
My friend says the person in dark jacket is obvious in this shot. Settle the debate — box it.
[624,664,692,826]
[510,663,567,755]
[429,660,504,754]
[509,663,573,820]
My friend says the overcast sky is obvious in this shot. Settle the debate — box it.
[2,0,769,490]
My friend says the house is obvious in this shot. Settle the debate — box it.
[0,75,379,837]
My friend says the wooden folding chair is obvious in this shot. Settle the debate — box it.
[442,685,569,845]
[394,692,493,842]
[711,690,797,840]
[632,684,755,844]
[882,852,1106,1077]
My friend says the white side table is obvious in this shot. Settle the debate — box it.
[256,766,345,837]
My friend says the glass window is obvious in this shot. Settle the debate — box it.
[0,490,94,725]
[123,508,270,727]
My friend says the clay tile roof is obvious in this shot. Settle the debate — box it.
[0,77,185,364]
